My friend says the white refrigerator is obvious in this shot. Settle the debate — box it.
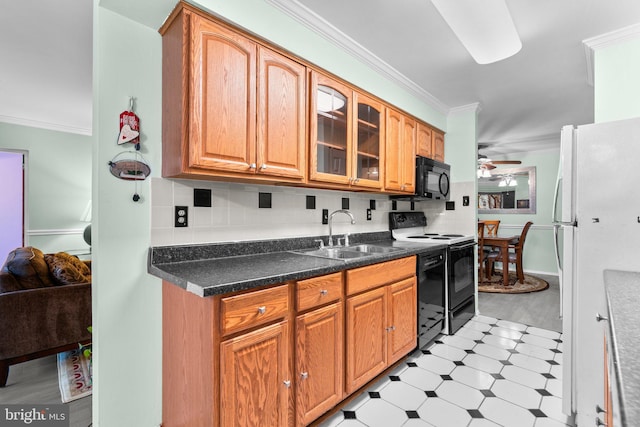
[553,116,640,425]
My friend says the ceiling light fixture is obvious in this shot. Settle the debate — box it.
[430,0,522,64]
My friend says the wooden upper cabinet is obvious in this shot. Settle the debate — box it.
[188,13,257,173]
[161,7,306,182]
[385,108,416,193]
[257,47,307,179]
[353,93,384,190]
[309,71,353,185]
[416,123,433,158]
[432,129,445,162]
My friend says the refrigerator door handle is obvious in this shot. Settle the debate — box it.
[553,223,563,318]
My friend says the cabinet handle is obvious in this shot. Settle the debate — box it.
[354,178,359,183]
[260,164,267,170]
[595,416,606,426]
[596,312,608,322]
[300,372,308,380]
[283,380,291,388]
[386,325,396,332]
[596,405,606,414]
[401,185,406,190]
[320,289,328,296]
[257,306,267,315]
[249,163,256,169]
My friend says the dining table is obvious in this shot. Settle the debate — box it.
[482,235,520,286]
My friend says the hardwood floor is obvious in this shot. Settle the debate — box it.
[0,355,92,427]
[477,272,562,332]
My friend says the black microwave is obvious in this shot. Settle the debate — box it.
[414,157,450,200]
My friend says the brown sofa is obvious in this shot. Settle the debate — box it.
[0,247,92,387]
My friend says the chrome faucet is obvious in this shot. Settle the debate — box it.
[328,209,356,247]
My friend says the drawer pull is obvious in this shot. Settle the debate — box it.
[596,312,608,322]
[386,325,396,332]
[257,306,267,315]
[283,380,291,388]
[300,372,308,380]
[595,416,606,426]
[320,289,328,296]
[596,405,606,414]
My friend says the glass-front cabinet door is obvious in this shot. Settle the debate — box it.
[353,93,384,189]
[310,72,353,185]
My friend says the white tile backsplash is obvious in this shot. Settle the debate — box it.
[149,177,476,246]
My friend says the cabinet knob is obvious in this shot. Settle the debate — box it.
[353,178,359,183]
[257,306,267,315]
[260,164,267,170]
[401,185,406,190]
[320,289,328,296]
[249,163,257,169]
[596,405,606,414]
[595,416,606,426]
[386,325,396,332]
[300,372,308,380]
[283,380,291,388]
[596,312,608,322]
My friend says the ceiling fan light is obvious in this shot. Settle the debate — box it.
[482,169,491,178]
[498,179,507,187]
[431,0,522,64]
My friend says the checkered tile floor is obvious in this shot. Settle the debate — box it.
[319,315,573,427]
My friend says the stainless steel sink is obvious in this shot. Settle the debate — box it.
[345,244,403,254]
[290,244,403,260]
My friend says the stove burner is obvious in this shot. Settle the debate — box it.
[431,237,452,240]
[424,233,439,236]
[442,234,464,237]
[407,236,433,239]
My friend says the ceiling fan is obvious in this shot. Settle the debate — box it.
[477,143,521,175]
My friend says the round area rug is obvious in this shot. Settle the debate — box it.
[479,270,549,293]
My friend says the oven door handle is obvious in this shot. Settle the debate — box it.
[449,241,477,251]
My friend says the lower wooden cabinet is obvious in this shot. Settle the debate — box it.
[220,320,291,427]
[345,265,417,394]
[295,302,343,426]
[162,255,416,427]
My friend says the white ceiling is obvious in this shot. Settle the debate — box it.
[3,0,640,157]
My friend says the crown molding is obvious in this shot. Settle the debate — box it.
[583,23,640,86]
[264,0,450,115]
[479,132,559,146]
[449,102,481,115]
[0,114,92,136]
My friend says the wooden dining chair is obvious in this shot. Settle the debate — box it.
[477,222,485,280]
[485,221,533,284]
[483,220,500,237]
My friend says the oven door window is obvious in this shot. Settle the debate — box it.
[449,245,475,308]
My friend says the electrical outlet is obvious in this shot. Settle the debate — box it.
[366,209,372,220]
[463,196,470,206]
[322,209,328,224]
[175,206,188,227]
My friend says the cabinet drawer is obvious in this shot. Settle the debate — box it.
[346,256,416,296]
[220,284,289,336]
[297,272,343,312]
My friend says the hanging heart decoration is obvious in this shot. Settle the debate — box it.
[117,124,140,144]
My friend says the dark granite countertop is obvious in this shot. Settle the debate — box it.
[603,269,640,427]
[148,232,447,297]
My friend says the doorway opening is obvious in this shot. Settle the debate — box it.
[0,150,26,263]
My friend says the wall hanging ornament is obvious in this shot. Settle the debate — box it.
[108,151,151,202]
[118,97,141,150]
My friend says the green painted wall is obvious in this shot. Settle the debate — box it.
[0,122,91,253]
[478,149,560,275]
[92,6,162,426]
[445,105,478,184]
[594,37,640,123]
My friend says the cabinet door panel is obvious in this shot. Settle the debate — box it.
[310,72,353,185]
[384,108,403,191]
[401,118,416,193]
[353,93,384,189]
[388,277,417,364]
[346,287,387,394]
[220,321,290,427]
[296,302,343,426]
[258,47,306,179]
[432,130,445,162]
[189,15,257,172]
[416,123,433,158]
